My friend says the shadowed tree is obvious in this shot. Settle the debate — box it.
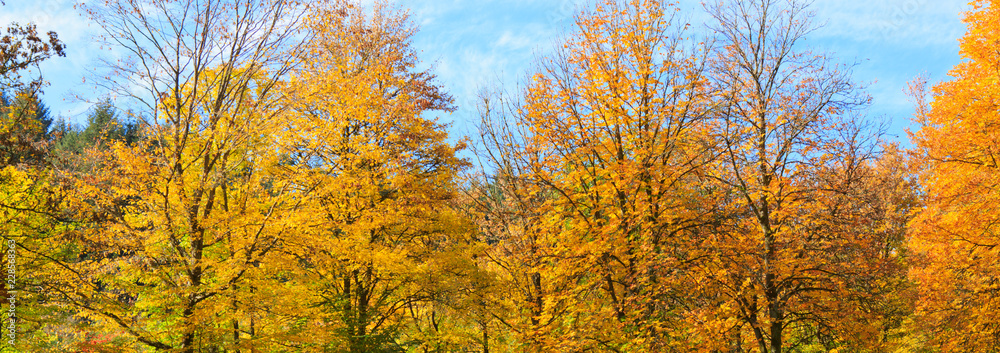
[697,0,912,351]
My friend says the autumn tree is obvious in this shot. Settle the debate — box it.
[276,2,483,351]
[696,0,912,351]
[34,0,332,351]
[0,90,54,166]
[0,164,83,351]
[908,1,1000,350]
[0,2,73,350]
[0,1,66,166]
[476,0,722,350]
[461,163,552,353]
[0,19,66,92]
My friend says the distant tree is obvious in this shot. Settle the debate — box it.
[52,99,141,158]
[0,89,52,166]
[2,91,54,137]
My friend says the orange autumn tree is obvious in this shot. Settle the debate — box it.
[909,0,1000,350]
[478,0,719,350]
[276,2,482,351]
[698,0,914,352]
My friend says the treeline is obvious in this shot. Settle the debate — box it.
[0,0,995,352]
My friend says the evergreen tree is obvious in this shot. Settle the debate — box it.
[52,99,141,156]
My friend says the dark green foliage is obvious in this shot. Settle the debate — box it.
[51,99,141,156]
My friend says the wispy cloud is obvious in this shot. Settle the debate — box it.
[0,0,971,142]
[811,0,969,46]
[402,0,970,143]
[400,0,582,136]
[804,0,971,139]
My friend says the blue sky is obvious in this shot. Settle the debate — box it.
[2,0,971,145]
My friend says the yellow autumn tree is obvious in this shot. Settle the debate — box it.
[477,0,720,350]
[45,66,313,352]
[909,0,1000,350]
[275,2,482,352]
[0,5,79,349]
[37,0,330,351]
[0,164,86,351]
